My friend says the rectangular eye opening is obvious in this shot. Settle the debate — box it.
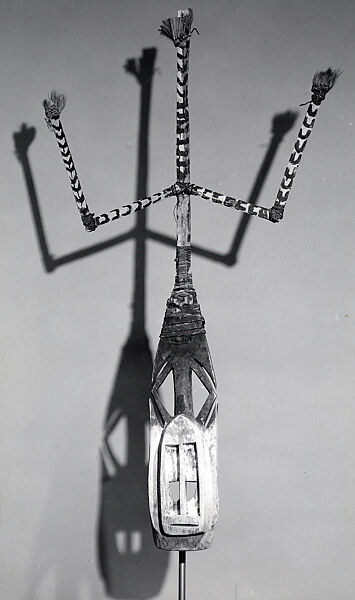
[166,445,180,512]
[183,443,199,515]
[169,480,180,509]
[186,480,198,502]
[183,442,197,478]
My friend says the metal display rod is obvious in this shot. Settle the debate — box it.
[179,551,186,600]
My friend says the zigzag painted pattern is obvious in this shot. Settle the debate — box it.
[176,42,190,184]
[51,119,89,217]
[47,98,321,228]
[190,101,321,222]
[47,116,174,229]
[45,38,332,232]
[94,187,174,227]
[271,102,319,216]
[192,185,271,220]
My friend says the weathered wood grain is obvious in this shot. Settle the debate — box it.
[148,289,218,551]
[148,8,218,552]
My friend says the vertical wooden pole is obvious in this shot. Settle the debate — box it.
[150,10,218,556]
[175,14,192,600]
[175,12,192,285]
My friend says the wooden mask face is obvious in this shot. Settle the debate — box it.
[148,285,218,551]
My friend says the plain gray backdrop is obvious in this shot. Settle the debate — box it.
[1,1,354,599]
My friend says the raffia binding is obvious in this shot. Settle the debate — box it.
[159,8,194,46]
[43,91,66,129]
[311,67,341,104]
[160,284,206,339]
[300,67,341,106]
[160,246,205,340]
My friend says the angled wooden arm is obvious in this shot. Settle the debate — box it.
[190,68,340,224]
[42,92,175,232]
[191,184,273,221]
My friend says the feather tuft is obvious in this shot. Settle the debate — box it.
[42,90,66,127]
[159,8,194,46]
[311,67,341,104]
